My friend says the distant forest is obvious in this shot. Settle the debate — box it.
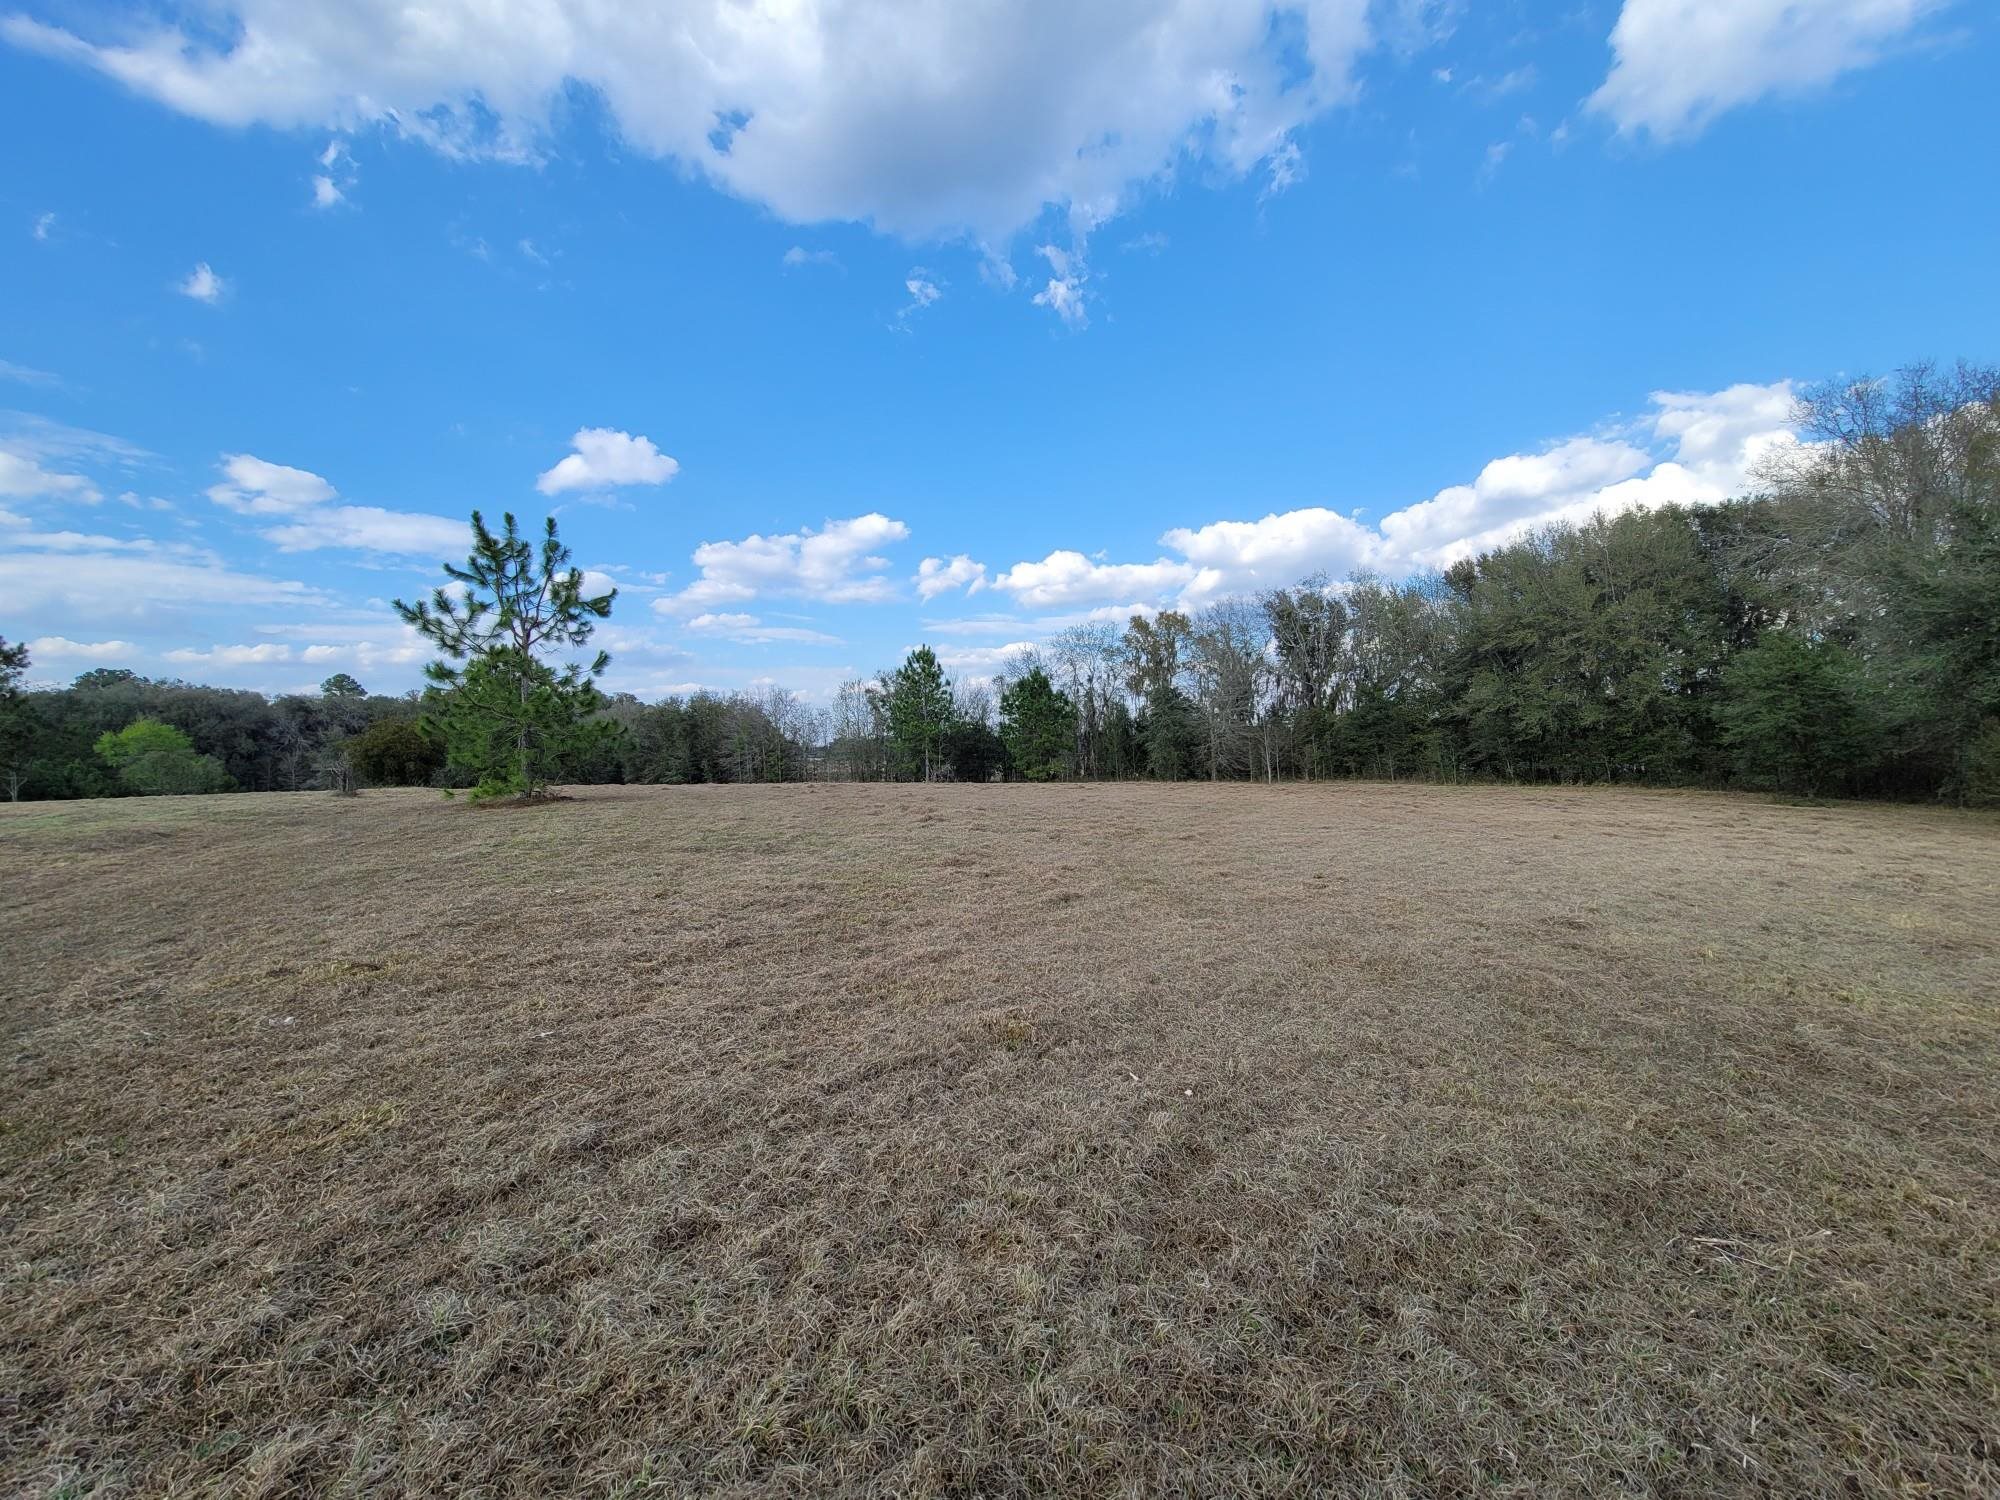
[4,362,1995,805]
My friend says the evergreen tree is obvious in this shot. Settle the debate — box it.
[1,636,32,801]
[72,668,137,690]
[943,718,1007,782]
[1100,696,1141,779]
[317,672,371,739]
[394,512,616,800]
[1137,684,1201,781]
[423,649,617,799]
[1000,667,1077,781]
[884,645,953,781]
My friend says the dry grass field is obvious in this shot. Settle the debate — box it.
[3,783,1997,1498]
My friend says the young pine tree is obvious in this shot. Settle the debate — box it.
[999,667,1077,781]
[885,645,953,781]
[394,511,617,801]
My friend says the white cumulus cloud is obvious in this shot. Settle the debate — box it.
[1164,506,1383,605]
[656,513,911,614]
[0,447,100,504]
[207,453,338,514]
[986,381,1800,608]
[937,641,1039,674]
[1589,0,1948,140]
[988,551,1202,610]
[536,427,679,496]
[915,554,986,600]
[1371,434,1655,571]
[204,452,465,554]
[4,0,1374,242]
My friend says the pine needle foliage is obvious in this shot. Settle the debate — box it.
[883,645,953,782]
[394,511,617,801]
[999,667,1077,781]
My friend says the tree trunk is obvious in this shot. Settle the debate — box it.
[517,663,531,792]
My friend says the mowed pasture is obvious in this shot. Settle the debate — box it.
[2,784,1996,1498]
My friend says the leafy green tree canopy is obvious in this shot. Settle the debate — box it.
[1715,634,1878,796]
[95,718,231,796]
[73,668,139,690]
[345,717,444,787]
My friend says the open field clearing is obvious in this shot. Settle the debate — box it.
[3,783,1997,1497]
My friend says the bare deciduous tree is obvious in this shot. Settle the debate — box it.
[1189,601,1269,782]
[1048,622,1122,777]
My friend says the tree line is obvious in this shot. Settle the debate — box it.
[0,658,841,801]
[0,665,418,801]
[3,361,1993,804]
[0,511,839,801]
[846,362,2000,802]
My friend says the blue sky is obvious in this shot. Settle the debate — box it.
[3,0,1995,700]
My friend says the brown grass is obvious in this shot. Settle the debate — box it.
[3,782,1997,1497]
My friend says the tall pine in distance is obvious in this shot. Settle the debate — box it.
[883,645,953,781]
[394,511,617,801]
[999,665,1077,782]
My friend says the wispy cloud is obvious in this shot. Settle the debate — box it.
[783,245,841,272]
[311,138,357,208]
[1030,244,1088,329]
[896,269,942,325]
[0,360,62,389]
[178,262,226,304]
